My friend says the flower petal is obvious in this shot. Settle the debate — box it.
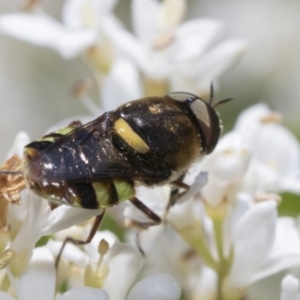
[57,29,97,58]
[279,176,300,194]
[234,103,270,137]
[102,242,144,300]
[62,0,117,30]
[157,0,186,31]
[281,275,299,300]
[252,217,300,282]
[131,0,159,42]
[0,291,16,300]
[174,18,223,62]
[251,124,300,176]
[46,239,89,266]
[223,194,252,256]
[127,273,181,300]
[192,267,217,300]
[200,132,250,206]
[195,39,248,92]
[236,104,300,194]
[6,131,30,159]
[11,193,47,254]
[0,13,96,58]
[227,200,277,289]
[17,247,55,300]
[40,206,102,236]
[176,171,208,204]
[241,158,280,194]
[108,27,148,71]
[59,287,108,300]
[101,58,142,111]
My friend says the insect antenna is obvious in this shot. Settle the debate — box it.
[209,82,214,105]
[208,82,233,108]
[213,97,234,108]
[0,170,23,175]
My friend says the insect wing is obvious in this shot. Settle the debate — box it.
[26,112,170,184]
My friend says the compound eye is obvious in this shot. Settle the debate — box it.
[190,99,221,154]
[167,92,198,102]
[167,92,221,154]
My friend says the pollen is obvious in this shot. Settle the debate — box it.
[260,112,282,124]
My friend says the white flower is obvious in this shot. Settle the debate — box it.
[108,0,247,95]
[222,200,300,299]
[170,38,248,96]
[77,57,142,115]
[136,189,300,300]
[108,0,215,78]
[101,243,181,300]
[0,13,97,59]
[199,131,250,207]
[8,192,102,275]
[62,0,117,31]
[49,229,181,300]
[49,230,144,298]
[109,0,190,80]
[2,246,109,300]
[235,104,300,194]
[0,0,119,59]
[100,58,143,111]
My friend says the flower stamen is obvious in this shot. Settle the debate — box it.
[260,112,282,124]
[0,249,17,270]
[84,239,109,288]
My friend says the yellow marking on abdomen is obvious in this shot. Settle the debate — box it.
[114,118,149,154]
[114,181,135,201]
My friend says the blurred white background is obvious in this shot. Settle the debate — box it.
[0,0,300,159]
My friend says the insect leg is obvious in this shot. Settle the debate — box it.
[129,197,162,229]
[55,209,106,268]
[163,179,190,219]
[170,180,190,203]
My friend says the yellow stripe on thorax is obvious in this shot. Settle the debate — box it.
[114,118,149,154]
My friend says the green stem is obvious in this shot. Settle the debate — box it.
[213,218,225,264]
[174,221,219,271]
[213,218,225,300]
[217,272,225,300]
[212,218,233,300]
[193,236,219,271]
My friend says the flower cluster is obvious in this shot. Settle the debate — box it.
[134,104,300,300]
[0,1,299,300]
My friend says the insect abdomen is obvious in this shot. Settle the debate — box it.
[71,180,135,208]
[30,180,135,209]
[90,180,135,208]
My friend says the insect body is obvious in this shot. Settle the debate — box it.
[1,91,227,266]
[23,92,222,211]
